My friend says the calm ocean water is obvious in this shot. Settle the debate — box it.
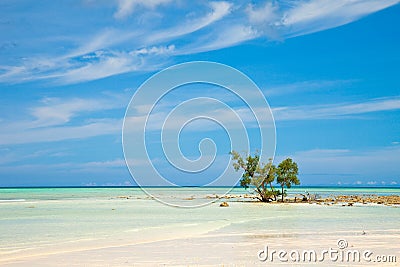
[1,186,399,201]
[0,186,399,263]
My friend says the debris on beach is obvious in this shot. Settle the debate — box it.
[331,195,400,206]
[219,201,229,207]
[116,196,131,199]
[207,193,400,206]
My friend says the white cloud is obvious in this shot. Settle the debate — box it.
[4,81,372,181]
[280,0,400,37]
[132,45,175,56]
[273,97,400,121]
[82,159,126,167]
[0,119,122,145]
[114,0,173,20]
[0,148,71,165]
[124,100,268,133]
[57,53,139,84]
[0,93,129,145]
[0,0,399,84]
[65,29,137,59]
[69,1,231,61]
[180,24,259,54]
[245,1,282,39]
[0,66,26,81]
[146,1,233,44]
[280,146,400,179]
[30,97,120,127]
[246,2,279,24]
[24,2,231,84]
[123,96,400,136]
[264,79,356,97]
[0,159,129,177]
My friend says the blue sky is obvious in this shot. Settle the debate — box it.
[0,0,399,187]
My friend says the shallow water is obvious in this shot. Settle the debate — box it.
[0,187,399,264]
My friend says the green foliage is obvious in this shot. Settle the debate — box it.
[276,158,300,202]
[231,150,277,202]
[240,176,251,189]
[231,151,259,188]
[231,151,300,203]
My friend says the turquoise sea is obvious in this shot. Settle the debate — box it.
[1,186,399,201]
[0,186,399,265]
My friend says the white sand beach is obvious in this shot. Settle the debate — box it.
[0,188,399,266]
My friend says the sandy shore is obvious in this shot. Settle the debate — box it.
[215,193,400,206]
[3,230,399,266]
[1,200,399,266]
[1,188,399,266]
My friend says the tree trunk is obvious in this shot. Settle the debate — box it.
[269,183,276,201]
[281,185,284,202]
[255,187,264,202]
[260,182,267,202]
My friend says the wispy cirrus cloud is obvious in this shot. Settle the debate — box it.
[179,24,259,54]
[145,1,233,44]
[264,79,357,97]
[123,95,400,137]
[0,118,122,146]
[278,0,400,37]
[3,94,395,146]
[3,91,397,146]
[29,96,122,127]
[114,0,173,20]
[0,159,130,186]
[0,0,398,85]
[273,96,400,121]
[277,146,400,183]
[0,92,130,145]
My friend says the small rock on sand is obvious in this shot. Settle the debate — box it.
[220,202,229,207]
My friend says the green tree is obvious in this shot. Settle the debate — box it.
[255,161,280,201]
[231,151,278,202]
[276,158,300,202]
